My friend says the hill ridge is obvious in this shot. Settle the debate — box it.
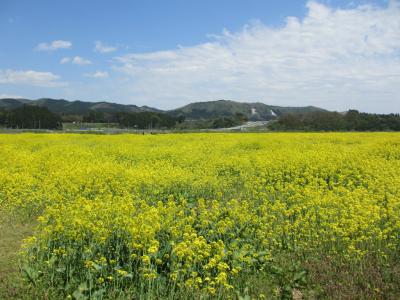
[0,98,326,120]
[169,99,326,121]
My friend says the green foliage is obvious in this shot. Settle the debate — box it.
[0,108,8,125]
[115,112,183,129]
[211,113,249,128]
[1,105,61,129]
[82,110,106,123]
[176,113,248,129]
[270,110,400,131]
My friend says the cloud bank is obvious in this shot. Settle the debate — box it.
[0,94,23,99]
[0,69,65,87]
[94,41,117,53]
[35,40,72,51]
[85,71,109,78]
[60,56,92,65]
[113,1,400,113]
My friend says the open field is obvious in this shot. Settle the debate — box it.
[0,133,399,299]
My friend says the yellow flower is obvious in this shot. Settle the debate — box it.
[141,255,151,265]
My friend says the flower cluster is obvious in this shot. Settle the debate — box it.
[0,132,399,298]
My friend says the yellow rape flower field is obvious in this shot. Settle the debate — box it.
[0,133,399,299]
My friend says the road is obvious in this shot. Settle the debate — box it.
[213,121,270,131]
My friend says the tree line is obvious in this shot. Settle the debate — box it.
[81,110,185,129]
[269,110,400,131]
[0,105,184,130]
[0,105,61,129]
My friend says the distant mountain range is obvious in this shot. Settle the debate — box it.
[0,98,326,121]
[0,98,160,115]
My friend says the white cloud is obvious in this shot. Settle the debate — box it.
[72,56,92,65]
[35,40,72,51]
[60,56,92,65]
[94,41,117,53]
[0,69,66,87]
[60,57,70,64]
[112,1,400,113]
[0,94,23,99]
[85,71,109,78]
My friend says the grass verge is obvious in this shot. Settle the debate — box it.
[0,213,35,300]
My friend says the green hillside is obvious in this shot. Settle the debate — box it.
[169,100,325,120]
[0,98,31,110]
[0,98,160,115]
[0,98,325,121]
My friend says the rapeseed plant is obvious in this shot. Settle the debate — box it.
[0,133,399,298]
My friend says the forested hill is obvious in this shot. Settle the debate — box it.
[168,100,325,121]
[0,98,324,120]
[0,98,160,115]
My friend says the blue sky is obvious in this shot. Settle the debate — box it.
[0,0,399,113]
